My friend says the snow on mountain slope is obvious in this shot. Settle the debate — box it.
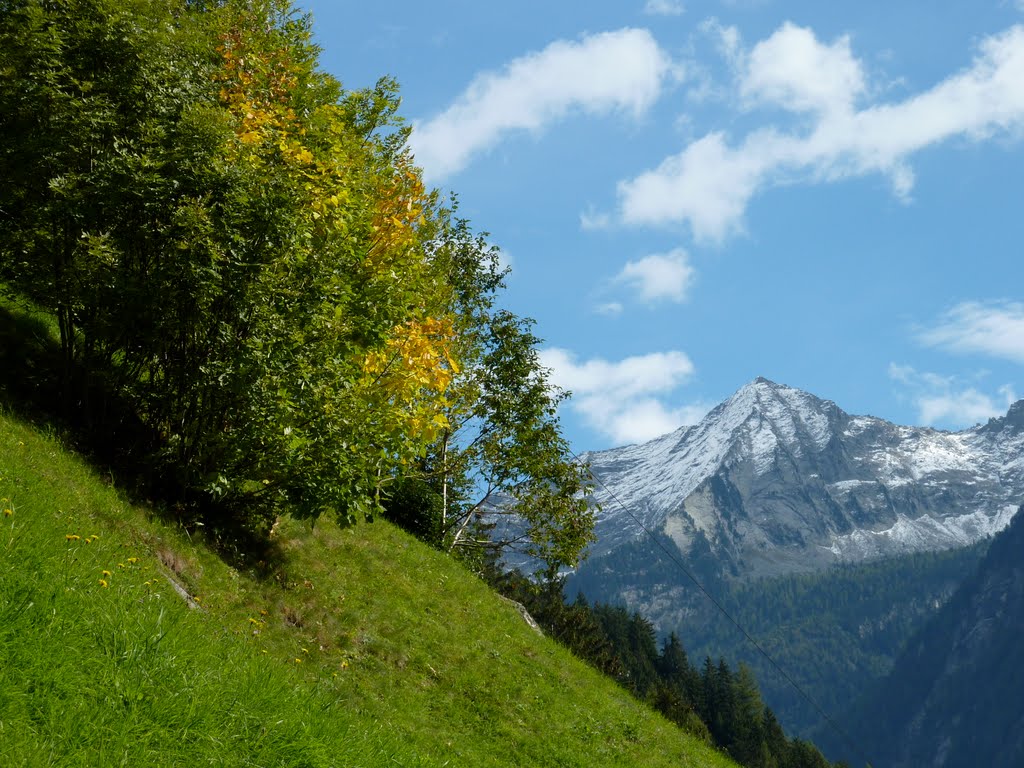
[580,378,839,544]
[581,378,1024,578]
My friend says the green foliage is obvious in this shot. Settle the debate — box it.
[376,214,596,573]
[0,0,594,569]
[464,310,595,571]
[454,307,593,573]
[1,0,416,528]
[381,473,444,543]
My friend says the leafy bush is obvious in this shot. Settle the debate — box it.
[0,0,592,570]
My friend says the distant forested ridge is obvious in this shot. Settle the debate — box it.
[571,533,986,736]
[823,505,1024,767]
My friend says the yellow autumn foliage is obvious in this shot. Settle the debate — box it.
[362,316,459,445]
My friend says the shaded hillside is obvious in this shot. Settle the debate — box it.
[571,534,985,736]
[824,505,1024,768]
[0,410,737,767]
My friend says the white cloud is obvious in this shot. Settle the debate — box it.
[540,348,706,444]
[619,129,772,240]
[918,390,1007,426]
[644,0,685,16]
[614,248,695,303]
[741,22,865,115]
[411,29,675,181]
[700,18,742,68]
[889,364,1016,427]
[592,398,711,446]
[919,301,1024,363]
[542,348,695,399]
[618,24,1024,241]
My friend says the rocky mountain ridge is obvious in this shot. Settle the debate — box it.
[583,377,1024,579]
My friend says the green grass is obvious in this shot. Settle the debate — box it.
[0,410,738,767]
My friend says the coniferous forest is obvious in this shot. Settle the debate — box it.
[571,531,987,736]
[490,569,849,768]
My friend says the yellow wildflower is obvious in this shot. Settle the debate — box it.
[65,534,80,541]
[102,570,112,578]
[3,508,12,517]
[98,579,109,588]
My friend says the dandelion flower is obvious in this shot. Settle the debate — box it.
[102,570,112,578]
[65,534,80,541]
[294,658,302,664]
[3,509,12,517]
[301,648,309,654]
[127,557,139,564]
[98,579,109,588]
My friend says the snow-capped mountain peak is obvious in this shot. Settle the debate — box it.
[582,379,1024,578]
[706,377,838,467]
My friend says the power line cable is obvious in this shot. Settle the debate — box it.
[571,451,874,768]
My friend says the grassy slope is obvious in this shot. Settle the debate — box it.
[0,410,737,767]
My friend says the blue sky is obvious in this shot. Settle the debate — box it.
[299,0,1024,452]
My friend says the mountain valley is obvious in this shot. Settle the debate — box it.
[568,378,1024,739]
